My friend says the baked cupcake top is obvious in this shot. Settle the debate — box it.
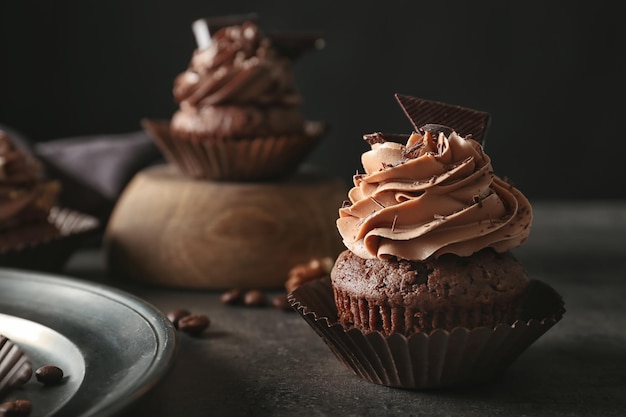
[337,97,532,261]
[0,131,59,230]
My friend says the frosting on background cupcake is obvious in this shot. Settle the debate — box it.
[171,21,309,140]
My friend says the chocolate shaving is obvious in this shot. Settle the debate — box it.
[370,196,385,209]
[341,200,352,208]
[363,132,410,146]
[363,132,387,145]
[420,124,454,138]
[391,213,398,232]
[436,138,445,155]
[402,141,424,159]
[355,211,376,228]
[394,94,491,145]
[472,195,483,208]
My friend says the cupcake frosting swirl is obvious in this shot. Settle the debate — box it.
[173,21,301,107]
[0,131,59,229]
[171,21,309,139]
[337,129,532,260]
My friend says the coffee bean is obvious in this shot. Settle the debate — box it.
[272,294,293,312]
[0,399,32,416]
[35,365,64,385]
[178,314,210,336]
[243,290,267,307]
[167,308,191,329]
[220,289,243,305]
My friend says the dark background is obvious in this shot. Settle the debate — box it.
[1,1,624,200]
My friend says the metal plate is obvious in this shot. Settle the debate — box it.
[0,268,177,417]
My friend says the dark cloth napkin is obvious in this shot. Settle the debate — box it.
[0,124,164,226]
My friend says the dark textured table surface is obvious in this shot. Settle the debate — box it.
[62,200,626,417]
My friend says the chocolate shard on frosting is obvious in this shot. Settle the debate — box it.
[394,94,491,145]
[0,335,33,397]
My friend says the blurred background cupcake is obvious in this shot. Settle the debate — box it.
[105,15,345,289]
[144,14,326,181]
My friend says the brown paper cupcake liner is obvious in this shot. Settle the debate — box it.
[0,207,100,272]
[143,119,326,181]
[288,277,565,389]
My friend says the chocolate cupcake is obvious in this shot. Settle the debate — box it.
[145,14,326,181]
[0,130,61,250]
[0,130,99,271]
[289,94,564,389]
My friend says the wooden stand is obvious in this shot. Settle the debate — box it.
[104,164,347,289]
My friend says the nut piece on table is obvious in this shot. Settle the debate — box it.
[285,256,334,293]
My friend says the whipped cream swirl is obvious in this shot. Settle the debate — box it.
[337,129,532,260]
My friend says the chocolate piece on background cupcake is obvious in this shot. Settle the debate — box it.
[289,93,564,389]
[144,14,326,181]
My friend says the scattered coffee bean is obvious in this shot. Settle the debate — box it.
[167,308,191,329]
[35,365,64,385]
[177,314,210,336]
[243,290,267,307]
[272,294,293,312]
[220,289,243,305]
[0,399,32,416]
